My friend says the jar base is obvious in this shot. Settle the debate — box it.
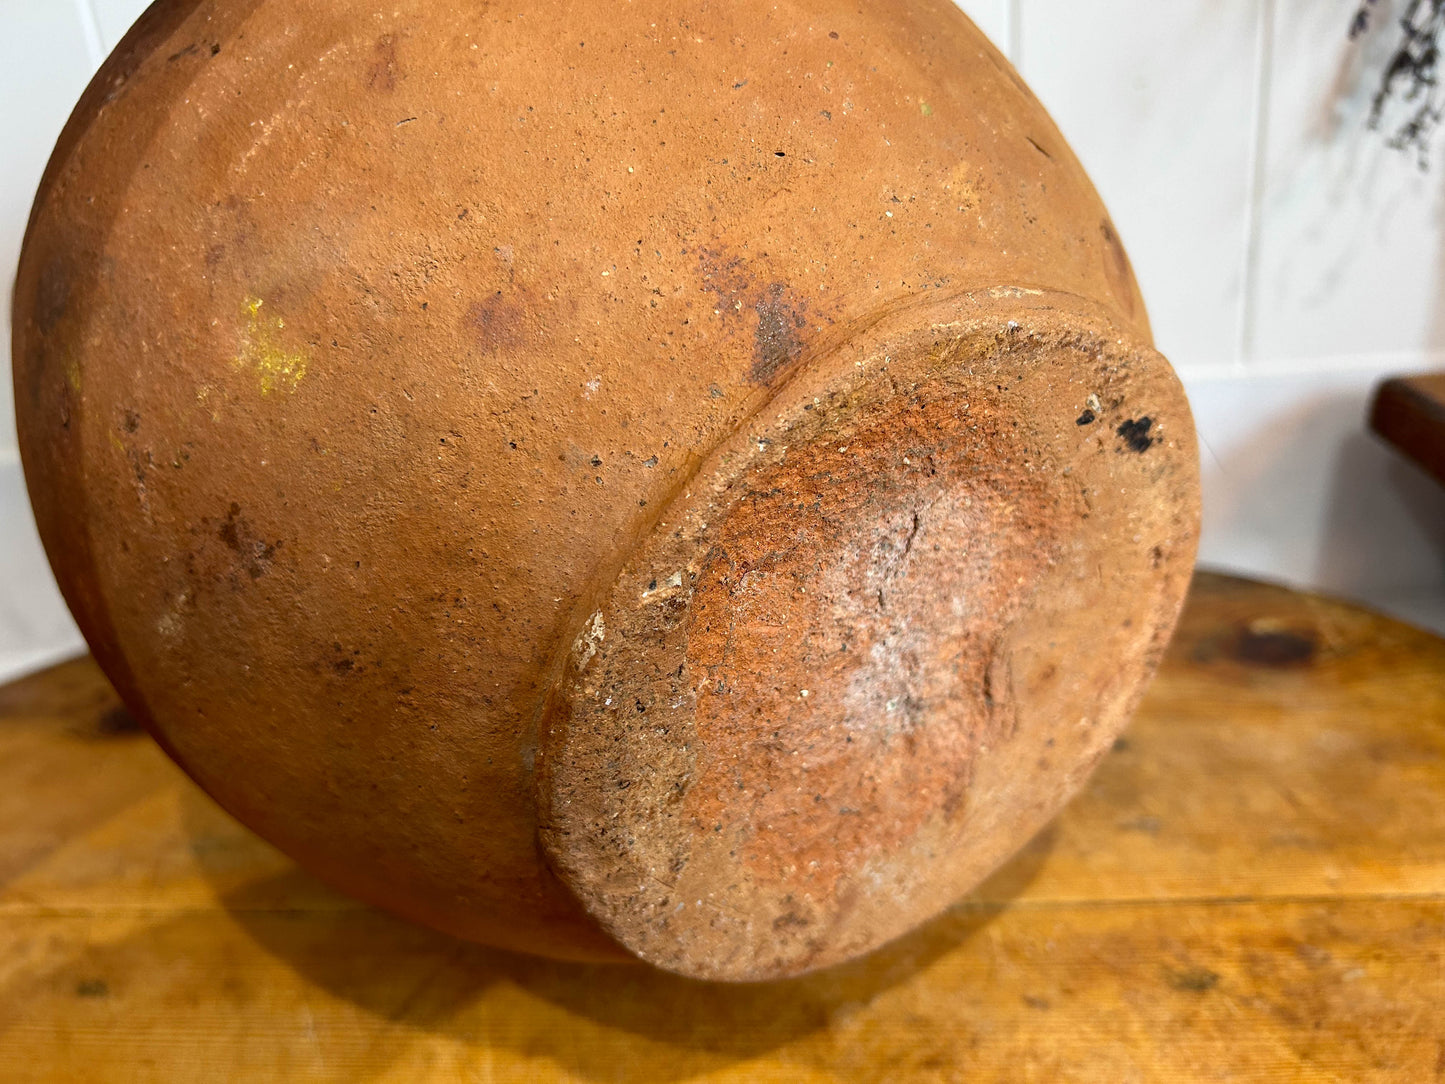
[537,289,1200,981]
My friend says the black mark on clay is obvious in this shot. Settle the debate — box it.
[1116,417,1155,453]
[752,283,808,384]
[219,503,280,580]
[167,41,222,62]
[697,247,819,385]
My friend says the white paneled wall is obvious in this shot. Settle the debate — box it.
[1253,0,1445,368]
[2,0,1443,681]
[89,0,150,52]
[1011,0,1444,625]
[1018,1,1265,374]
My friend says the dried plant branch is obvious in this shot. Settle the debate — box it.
[1359,0,1445,169]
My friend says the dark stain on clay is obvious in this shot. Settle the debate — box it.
[1116,417,1154,453]
[36,258,71,333]
[466,291,527,351]
[772,910,810,931]
[368,34,399,91]
[1076,408,1097,426]
[75,979,109,999]
[752,283,808,385]
[164,40,220,63]
[330,643,364,677]
[218,502,280,580]
[697,246,752,308]
[696,248,813,385]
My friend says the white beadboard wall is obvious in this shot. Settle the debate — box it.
[2,0,1443,681]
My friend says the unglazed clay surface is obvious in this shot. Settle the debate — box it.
[13,0,1200,980]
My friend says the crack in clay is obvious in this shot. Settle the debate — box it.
[876,509,923,612]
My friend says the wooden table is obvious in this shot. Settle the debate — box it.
[1,572,1442,1082]
[1371,372,1445,487]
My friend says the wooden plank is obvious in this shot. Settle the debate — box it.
[1371,372,1445,486]
[0,900,1440,1082]
[0,572,1442,1081]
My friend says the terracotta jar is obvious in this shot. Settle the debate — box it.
[14,0,1199,980]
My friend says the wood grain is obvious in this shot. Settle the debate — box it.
[1,571,1442,1082]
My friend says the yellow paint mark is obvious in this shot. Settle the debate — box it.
[920,100,933,117]
[237,296,308,395]
[63,354,82,394]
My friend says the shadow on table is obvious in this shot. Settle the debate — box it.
[185,791,1054,1082]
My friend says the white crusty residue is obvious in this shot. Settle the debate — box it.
[641,570,685,601]
[574,611,606,671]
